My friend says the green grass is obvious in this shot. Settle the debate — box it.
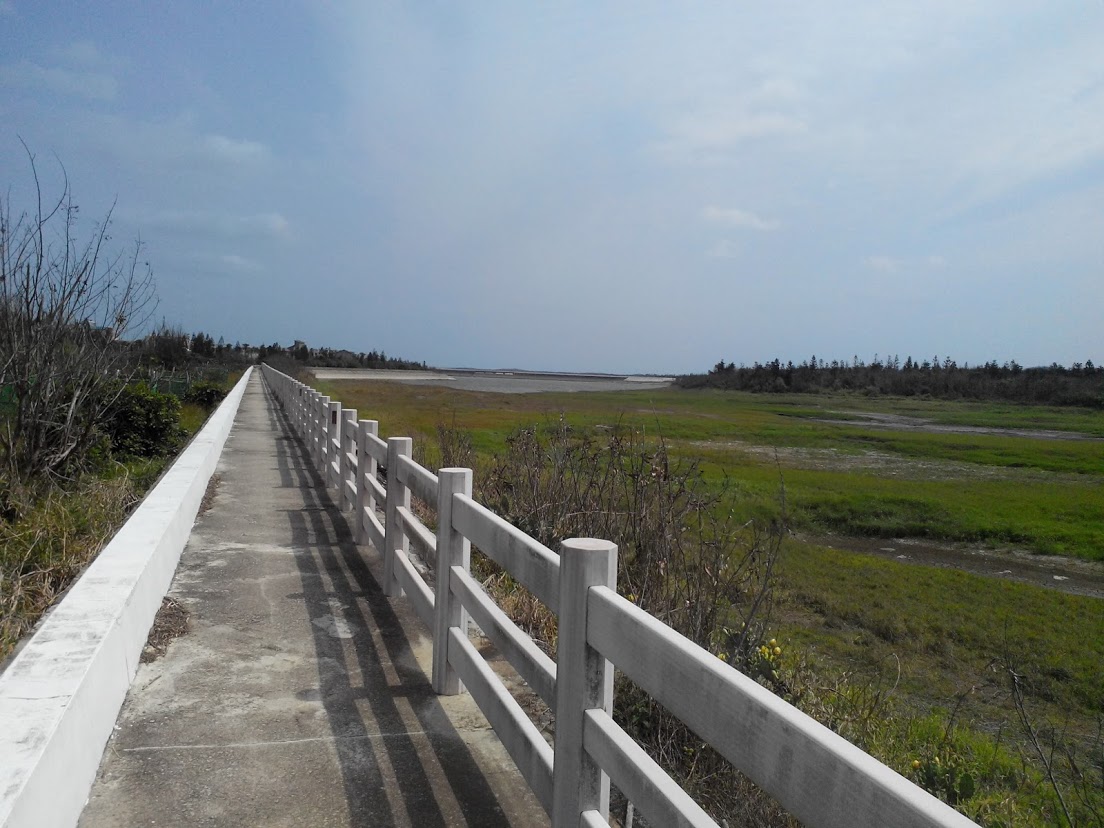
[315,378,1104,561]
[179,402,209,437]
[774,542,1104,825]
[699,463,1104,559]
[311,376,1104,705]
[777,542,1104,715]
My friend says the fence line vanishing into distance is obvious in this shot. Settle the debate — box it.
[260,364,976,828]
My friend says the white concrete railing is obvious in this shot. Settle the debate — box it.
[261,364,977,828]
[0,368,253,828]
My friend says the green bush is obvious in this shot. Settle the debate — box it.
[182,380,226,411]
[101,383,184,459]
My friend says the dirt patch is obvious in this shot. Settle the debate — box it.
[808,411,1103,442]
[688,439,1082,483]
[198,474,220,515]
[799,532,1104,599]
[141,596,190,662]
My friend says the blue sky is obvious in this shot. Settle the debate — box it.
[2,2,1101,373]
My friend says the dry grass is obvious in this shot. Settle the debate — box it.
[0,474,138,663]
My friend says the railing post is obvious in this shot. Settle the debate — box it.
[383,436,412,598]
[300,384,308,439]
[355,420,379,544]
[295,384,303,436]
[305,390,314,459]
[433,467,473,695]
[339,408,356,509]
[327,401,341,488]
[304,390,312,456]
[314,394,328,471]
[553,538,617,828]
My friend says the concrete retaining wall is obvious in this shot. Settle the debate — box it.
[0,367,253,828]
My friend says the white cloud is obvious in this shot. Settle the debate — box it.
[219,254,263,273]
[49,40,122,70]
[865,255,901,274]
[72,113,275,174]
[865,254,948,274]
[0,59,117,100]
[707,240,741,259]
[654,112,807,163]
[703,206,780,231]
[202,135,271,165]
[136,209,291,240]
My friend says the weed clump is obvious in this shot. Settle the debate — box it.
[0,475,136,662]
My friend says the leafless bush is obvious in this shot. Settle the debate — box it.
[1003,658,1104,827]
[478,417,793,825]
[0,145,155,481]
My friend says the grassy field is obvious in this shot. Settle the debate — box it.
[317,379,1104,560]
[315,375,1104,825]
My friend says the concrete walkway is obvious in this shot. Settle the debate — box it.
[80,374,546,827]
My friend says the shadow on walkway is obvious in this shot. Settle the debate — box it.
[265,382,514,826]
[80,373,543,827]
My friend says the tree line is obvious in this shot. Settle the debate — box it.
[678,355,1104,407]
[137,328,427,373]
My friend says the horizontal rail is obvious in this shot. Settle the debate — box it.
[363,432,388,464]
[451,494,560,615]
[586,586,974,828]
[361,507,385,552]
[394,549,434,629]
[362,471,386,504]
[396,453,438,504]
[584,709,716,828]
[450,565,557,708]
[398,506,436,561]
[448,628,554,816]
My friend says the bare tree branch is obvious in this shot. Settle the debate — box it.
[0,145,157,481]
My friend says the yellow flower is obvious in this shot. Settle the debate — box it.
[912,760,921,770]
[773,647,782,656]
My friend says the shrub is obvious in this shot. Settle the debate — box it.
[182,380,226,411]
[101,382,184,459]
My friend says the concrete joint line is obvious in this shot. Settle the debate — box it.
[120,730,433,751]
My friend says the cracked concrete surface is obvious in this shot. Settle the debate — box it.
[80,373,546,827]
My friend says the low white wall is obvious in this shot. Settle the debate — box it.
[0,367,253,828]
